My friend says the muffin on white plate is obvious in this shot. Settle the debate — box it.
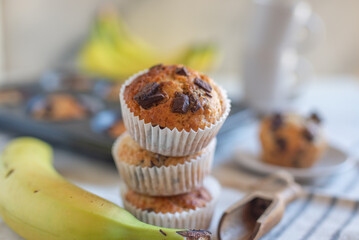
[260,112,326,168]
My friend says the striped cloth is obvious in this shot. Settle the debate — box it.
[261,194,359,240]
[211,166,359,240]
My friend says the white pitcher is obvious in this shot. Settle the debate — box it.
[243,0,324,113]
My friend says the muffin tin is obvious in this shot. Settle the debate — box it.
[0,71,252,161]
[27,93,104,121]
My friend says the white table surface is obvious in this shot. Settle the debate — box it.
[1,76,359,239]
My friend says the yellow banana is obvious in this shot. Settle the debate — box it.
[78,11,218,80]
[79,39,148,79]
[0,137,211,240]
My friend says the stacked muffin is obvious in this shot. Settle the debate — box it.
[112,64,230,229]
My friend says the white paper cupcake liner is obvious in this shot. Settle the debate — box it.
[112,133,216,196]
[119,69,231,157]
[121,176,220,229]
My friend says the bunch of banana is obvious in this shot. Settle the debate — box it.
[78,10,218,81]
[0,137,211,240]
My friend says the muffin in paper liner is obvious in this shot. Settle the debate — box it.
[112,132,216,196]
[260,113,327,168]
[119,69,231,157]
[120,176,220,229]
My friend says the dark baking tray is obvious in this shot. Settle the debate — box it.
[0,73,253,161]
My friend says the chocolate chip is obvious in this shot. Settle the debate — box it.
[271,113,283,131]
[150,160,155,168]
[149,63,163,70]
[155,154,168,165]
[303,127,315,141]
[309,112,322,124]
[276,137,287,151]
[194,77,212,92]
[135,82,159,99]
[205,92,212,98]
[137,93,164,109]
[145,208,154,212]
[152,124,165,129]
[191,99,202,113]
[189,94,202,113]
[134,82,165,109]
[175,67,189,77]
[172,92,190,114]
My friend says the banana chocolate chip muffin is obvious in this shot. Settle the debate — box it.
[125,187,212,214]
[260,112,326,168]
[112,132,215,196]
[123,64,226,131]
[120,64,230,156]
[121,177,220,229]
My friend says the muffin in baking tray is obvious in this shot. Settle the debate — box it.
[260,112,326,168]
[30,94,89,121]
[112,132,215,196]
[121,177,220,229]
[93,81,122,102]
[120,64,230,156]
[0,89,24,107]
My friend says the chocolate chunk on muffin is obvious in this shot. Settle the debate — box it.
[259,112,326,168]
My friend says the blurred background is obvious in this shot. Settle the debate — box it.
[0,0,358,160]
[1,0,359,81]
[2,1,359,239]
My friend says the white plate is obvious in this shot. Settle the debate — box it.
[234,142,356,181]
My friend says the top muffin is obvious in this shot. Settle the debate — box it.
[123,64,226,131]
